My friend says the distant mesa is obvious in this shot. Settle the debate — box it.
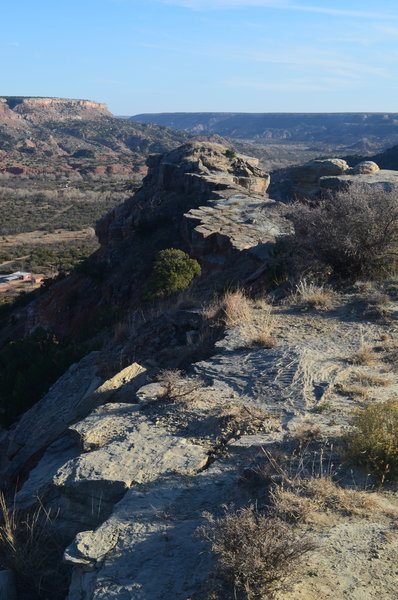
[0,96,111,123]
[0,96,190,180]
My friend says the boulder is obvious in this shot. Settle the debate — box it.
[292,158,349,183]
[351,160,380,174]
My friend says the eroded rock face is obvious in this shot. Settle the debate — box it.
[96,142,290,274]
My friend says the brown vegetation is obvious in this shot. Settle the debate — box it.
[289,182,398,278]
[199,505,315,600]
[344,399,398,482]
[0,493,69,599]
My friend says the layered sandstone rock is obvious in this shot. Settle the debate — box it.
[96,141,282,267]
[0,356,147,487]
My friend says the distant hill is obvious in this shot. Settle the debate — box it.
[370,144,398,170]
[130,112,398,150]
[0,97,191,179]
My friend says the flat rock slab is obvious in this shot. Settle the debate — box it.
[17,403,209,533]
[320,169,398,192]
[0,352,103,485]
[184,192,289,256]
[64,437,272,600]
[55,404,208,492]
[0,358,146,486]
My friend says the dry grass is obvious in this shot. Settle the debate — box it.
[218,404,275,438]
[378,334,398,370]
[0,493,68,598]
[350,342,378,366]
[290,421,326,445]
[292,279,335,310]
[344,399,398,482]
[155,369,204,403]
[198,505,315,600]
[257,447,391,522]
[352,372,390,387]
[221,290,251,326]
[271,477,387,523]
[247,304,277,349]
[201,290,251,326]
[353,280,377,294]
[335,369,390,399]
[335,382,370,399]
[360,291,392,321]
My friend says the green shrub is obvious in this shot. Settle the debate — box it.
[72,149,95,159]
[344,399,398,481]
[144,249,201,300]
[224,149,236,159]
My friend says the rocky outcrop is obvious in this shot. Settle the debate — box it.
[11,301,398,600]
[319,169,398,193]
[96,142,272,250]
[290,156,398,198]
[13,328,324,597]
[96,141,289,272]
[291,158,350,198]
[4,142,287,339]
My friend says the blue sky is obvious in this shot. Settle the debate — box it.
[2,0,398,114]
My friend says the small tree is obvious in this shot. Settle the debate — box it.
[225,149,236,159]
[144,249,201,300]
[288,183,398,278]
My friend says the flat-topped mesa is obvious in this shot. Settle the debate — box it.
[0,96,111,122]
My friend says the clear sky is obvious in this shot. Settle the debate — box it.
[2,0,398,115]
